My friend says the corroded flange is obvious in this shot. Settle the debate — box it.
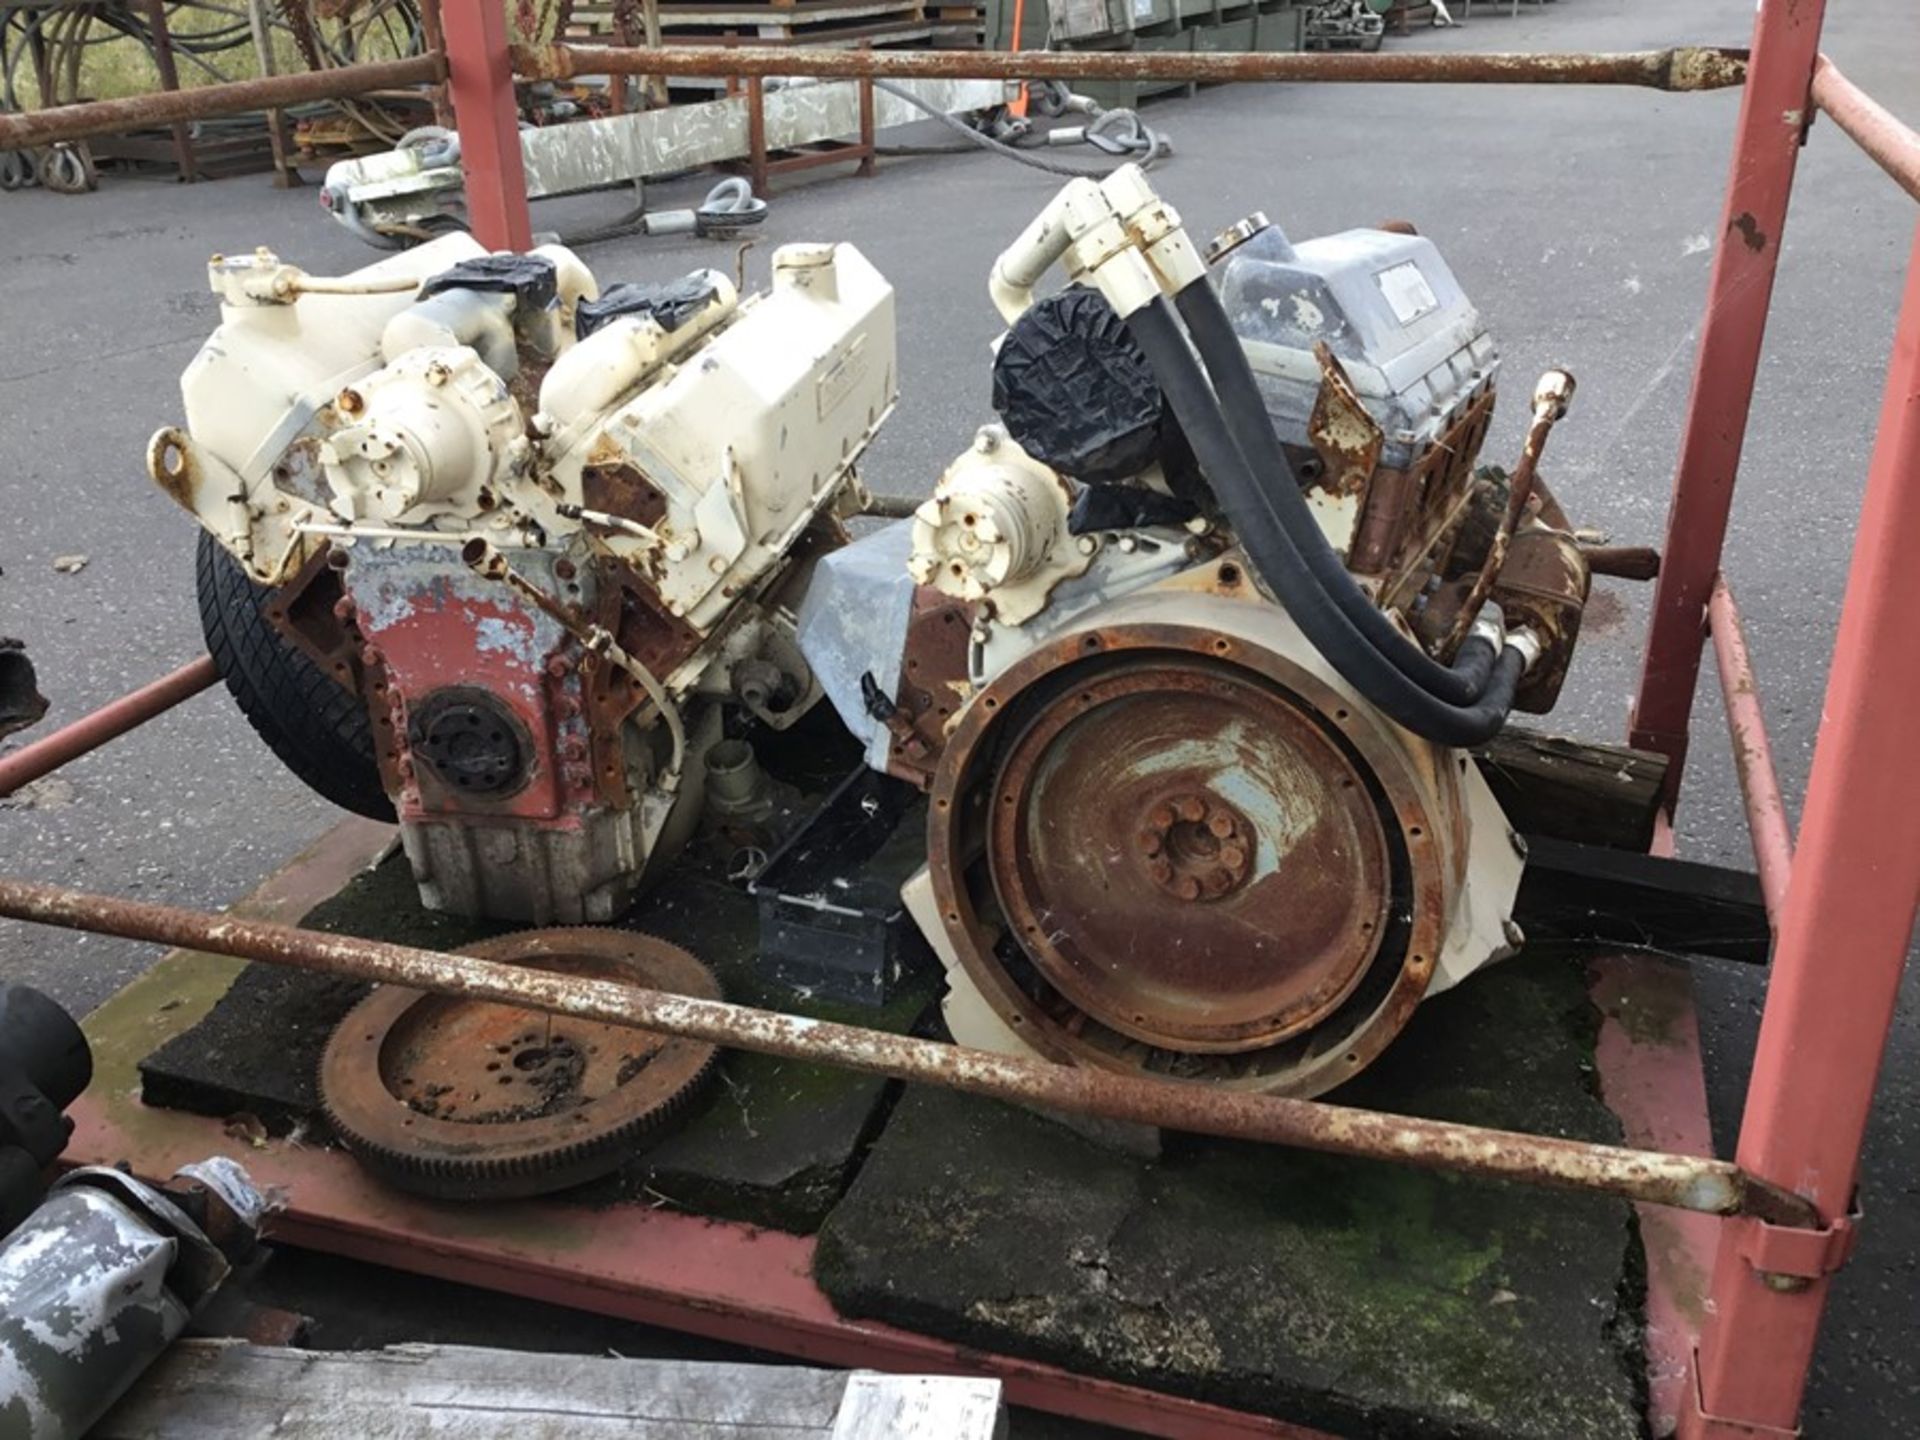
[928,619,1453,1097]
[319,928,720,1200]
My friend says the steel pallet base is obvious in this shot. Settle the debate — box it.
[62,816,1719,1439]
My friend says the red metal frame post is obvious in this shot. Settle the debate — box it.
[1681,223,1920,1438]
[1628,0,1827,801]
[441,0,533,251]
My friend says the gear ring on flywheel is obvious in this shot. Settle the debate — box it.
[318,928,721,1201]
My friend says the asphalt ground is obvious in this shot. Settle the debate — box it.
[2,0,1916,1431]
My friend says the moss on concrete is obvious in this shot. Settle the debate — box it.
[139,854,933,1234]
[815,953,1646,1439]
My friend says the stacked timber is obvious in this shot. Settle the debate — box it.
[564,0,985,96]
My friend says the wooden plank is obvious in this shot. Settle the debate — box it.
[1473,727,1669,854]
[1514,836,1772,966]
[97,1341,1005,1440]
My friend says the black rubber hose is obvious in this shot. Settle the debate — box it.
[1174,278,1502,706]
[1123,296,1523,747]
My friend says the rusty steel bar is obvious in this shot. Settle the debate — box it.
[0,56,444,152]
[515,42,1749,92]
[1708,576,1793,922]
[1811,55,1920,206]
[1442,369,1575,654]
[0,875,1818,1228]
[0,657,220,799]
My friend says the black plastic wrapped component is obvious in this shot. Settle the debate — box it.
[0,983,92,1236]
[992,286,1186,487]
[418,253,559,311]
[576,274,724,340]
[1067,483,1200,535]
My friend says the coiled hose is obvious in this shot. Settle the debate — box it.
[1175,279,1503,707]
[1123,295,1524,747]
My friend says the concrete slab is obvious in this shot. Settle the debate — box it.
[817,953,1643,1439]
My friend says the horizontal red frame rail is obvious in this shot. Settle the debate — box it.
[0,655,218,798]
[1812,55,1920,205]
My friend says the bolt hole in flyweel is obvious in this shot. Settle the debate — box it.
[152,166,1589,1158]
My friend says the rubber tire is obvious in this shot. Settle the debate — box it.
[195,531,394,821]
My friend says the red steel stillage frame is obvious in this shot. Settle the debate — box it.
[0,0,1893,1432]
[427,0,1920,1431]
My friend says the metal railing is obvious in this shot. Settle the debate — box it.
[2,6,1916,1435]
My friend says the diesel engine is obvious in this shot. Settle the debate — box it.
[799,168,1590,1096]
[152,234,893,922]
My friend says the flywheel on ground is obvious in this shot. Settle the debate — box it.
[319,928,721,1200]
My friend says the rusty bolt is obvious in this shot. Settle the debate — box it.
[1175,876,1201,901]
[554,557,577,581]
[1149,803,1175,830]
[332,596,356,621]
[359,644,382,667]
[1219,844,1246,871]
[1177,796,1207,824]
[1207,812,1235,840]
[337,388,365,417]
[1137,830,1163,857]
[547,656,573,679]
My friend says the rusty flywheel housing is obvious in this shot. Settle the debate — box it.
[928,621,1455,1096]
[319,928,720,1200]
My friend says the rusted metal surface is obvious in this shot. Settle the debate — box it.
[1365,383,1497,596]
[320,929,721,1200]
[0,56,443,152]
[262,544,363,700]
[882,587,974,787]
[517,42,1749,92]
[928,615,1451,1097]
[1581,544,1661,581]
[984,655,1391,1052]
[1488,527,1590,715]
[0,656,219,799]
[1707,576,1793,923]
[1305,343,1384,544]
[1811,56,1920,207]
[0,873,1816,1225]
[1441,370,1575,655]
